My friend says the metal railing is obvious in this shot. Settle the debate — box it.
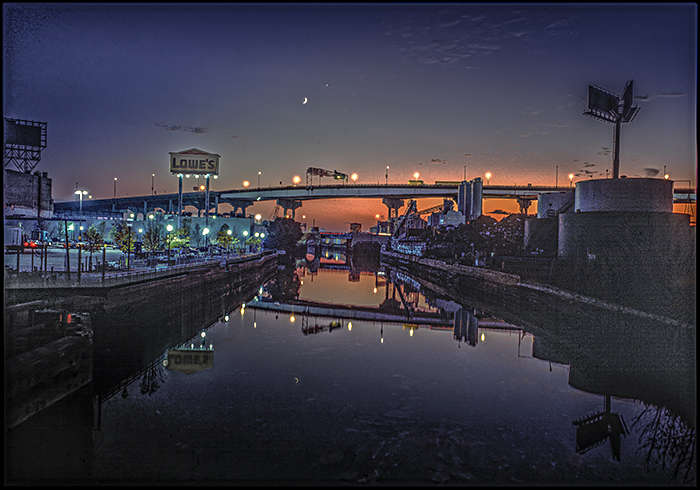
[4,251,276,289]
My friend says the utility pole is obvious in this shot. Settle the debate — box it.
[555,164,559,189]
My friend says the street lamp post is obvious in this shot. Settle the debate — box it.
[152,173,155,195]
[74,189,88,214]
[113,177,118,198]
[485,172,492,185]
[385,165,389,185]
[258,170,262,188]
[166,224,173,266]
[568,173,575,188]
[126,224,131,271]
[202,227,210,256]
[464,154,471,181]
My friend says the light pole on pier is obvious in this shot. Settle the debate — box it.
[152,172,155,195]
[166,224,173,265]
[385,165,389,185]
[74,189,88,214]
[113,177,118,198]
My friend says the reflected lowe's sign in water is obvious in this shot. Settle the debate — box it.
[165,347,214,374]
[169,148,220,176]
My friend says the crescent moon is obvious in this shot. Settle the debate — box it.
[302,97,308,104]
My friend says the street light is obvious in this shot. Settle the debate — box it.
[243,180,250,188]
[385,165,390,185]
[664,173,670,180]
[113,177,118,198]
[152,172,155,195]
[350,172,359,183]
[165,224,174,264]
[254,213,262,222]
[148,214,155,220]
[74,189,88,214]
[292,175,302,185]
[485,171,492,185]
[258,170,262,187]
[568,173,574,188]
[413,171,420,180]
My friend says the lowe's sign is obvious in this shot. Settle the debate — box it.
[169,148,220,176]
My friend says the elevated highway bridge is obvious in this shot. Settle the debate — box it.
[53,183,696,218]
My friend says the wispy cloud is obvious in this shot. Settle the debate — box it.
[635,92,686,102]
[155,122,207,134]
[545,19,569,30]
[643,167,660,176]
[382,10,579,68]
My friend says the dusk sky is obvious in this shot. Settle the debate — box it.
[4,3,697,230]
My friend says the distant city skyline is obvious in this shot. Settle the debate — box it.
[4,3,696,230]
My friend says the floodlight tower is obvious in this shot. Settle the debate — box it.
[583,80,640,179]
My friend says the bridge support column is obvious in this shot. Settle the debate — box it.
[382,197,404,220]
[516,197,535,215]
[382,197,404,233]
[277,199,302,220]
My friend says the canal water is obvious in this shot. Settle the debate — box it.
[6,260,696,485]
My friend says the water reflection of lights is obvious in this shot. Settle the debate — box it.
[254,322,257,328]
[201,331,206,338]
[290,315,296,323]
[224,315,229,322]
[481,332,485,342]
[348,322,352,331]
[373,287,377,294]
[409,328,414,337]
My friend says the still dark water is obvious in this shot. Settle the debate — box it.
[6,261,696,485]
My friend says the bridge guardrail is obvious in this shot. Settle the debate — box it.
[4,252,275,289]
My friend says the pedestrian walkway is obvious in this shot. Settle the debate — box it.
[4,252,271,289]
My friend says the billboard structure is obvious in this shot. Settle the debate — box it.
[3,118,48,173]
[169,148,220,176]
[583,80,640,179]
[169,148,221,228]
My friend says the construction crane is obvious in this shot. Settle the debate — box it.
[305,167,348,186]
[392,200,418,239]
[416,204,444,216]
